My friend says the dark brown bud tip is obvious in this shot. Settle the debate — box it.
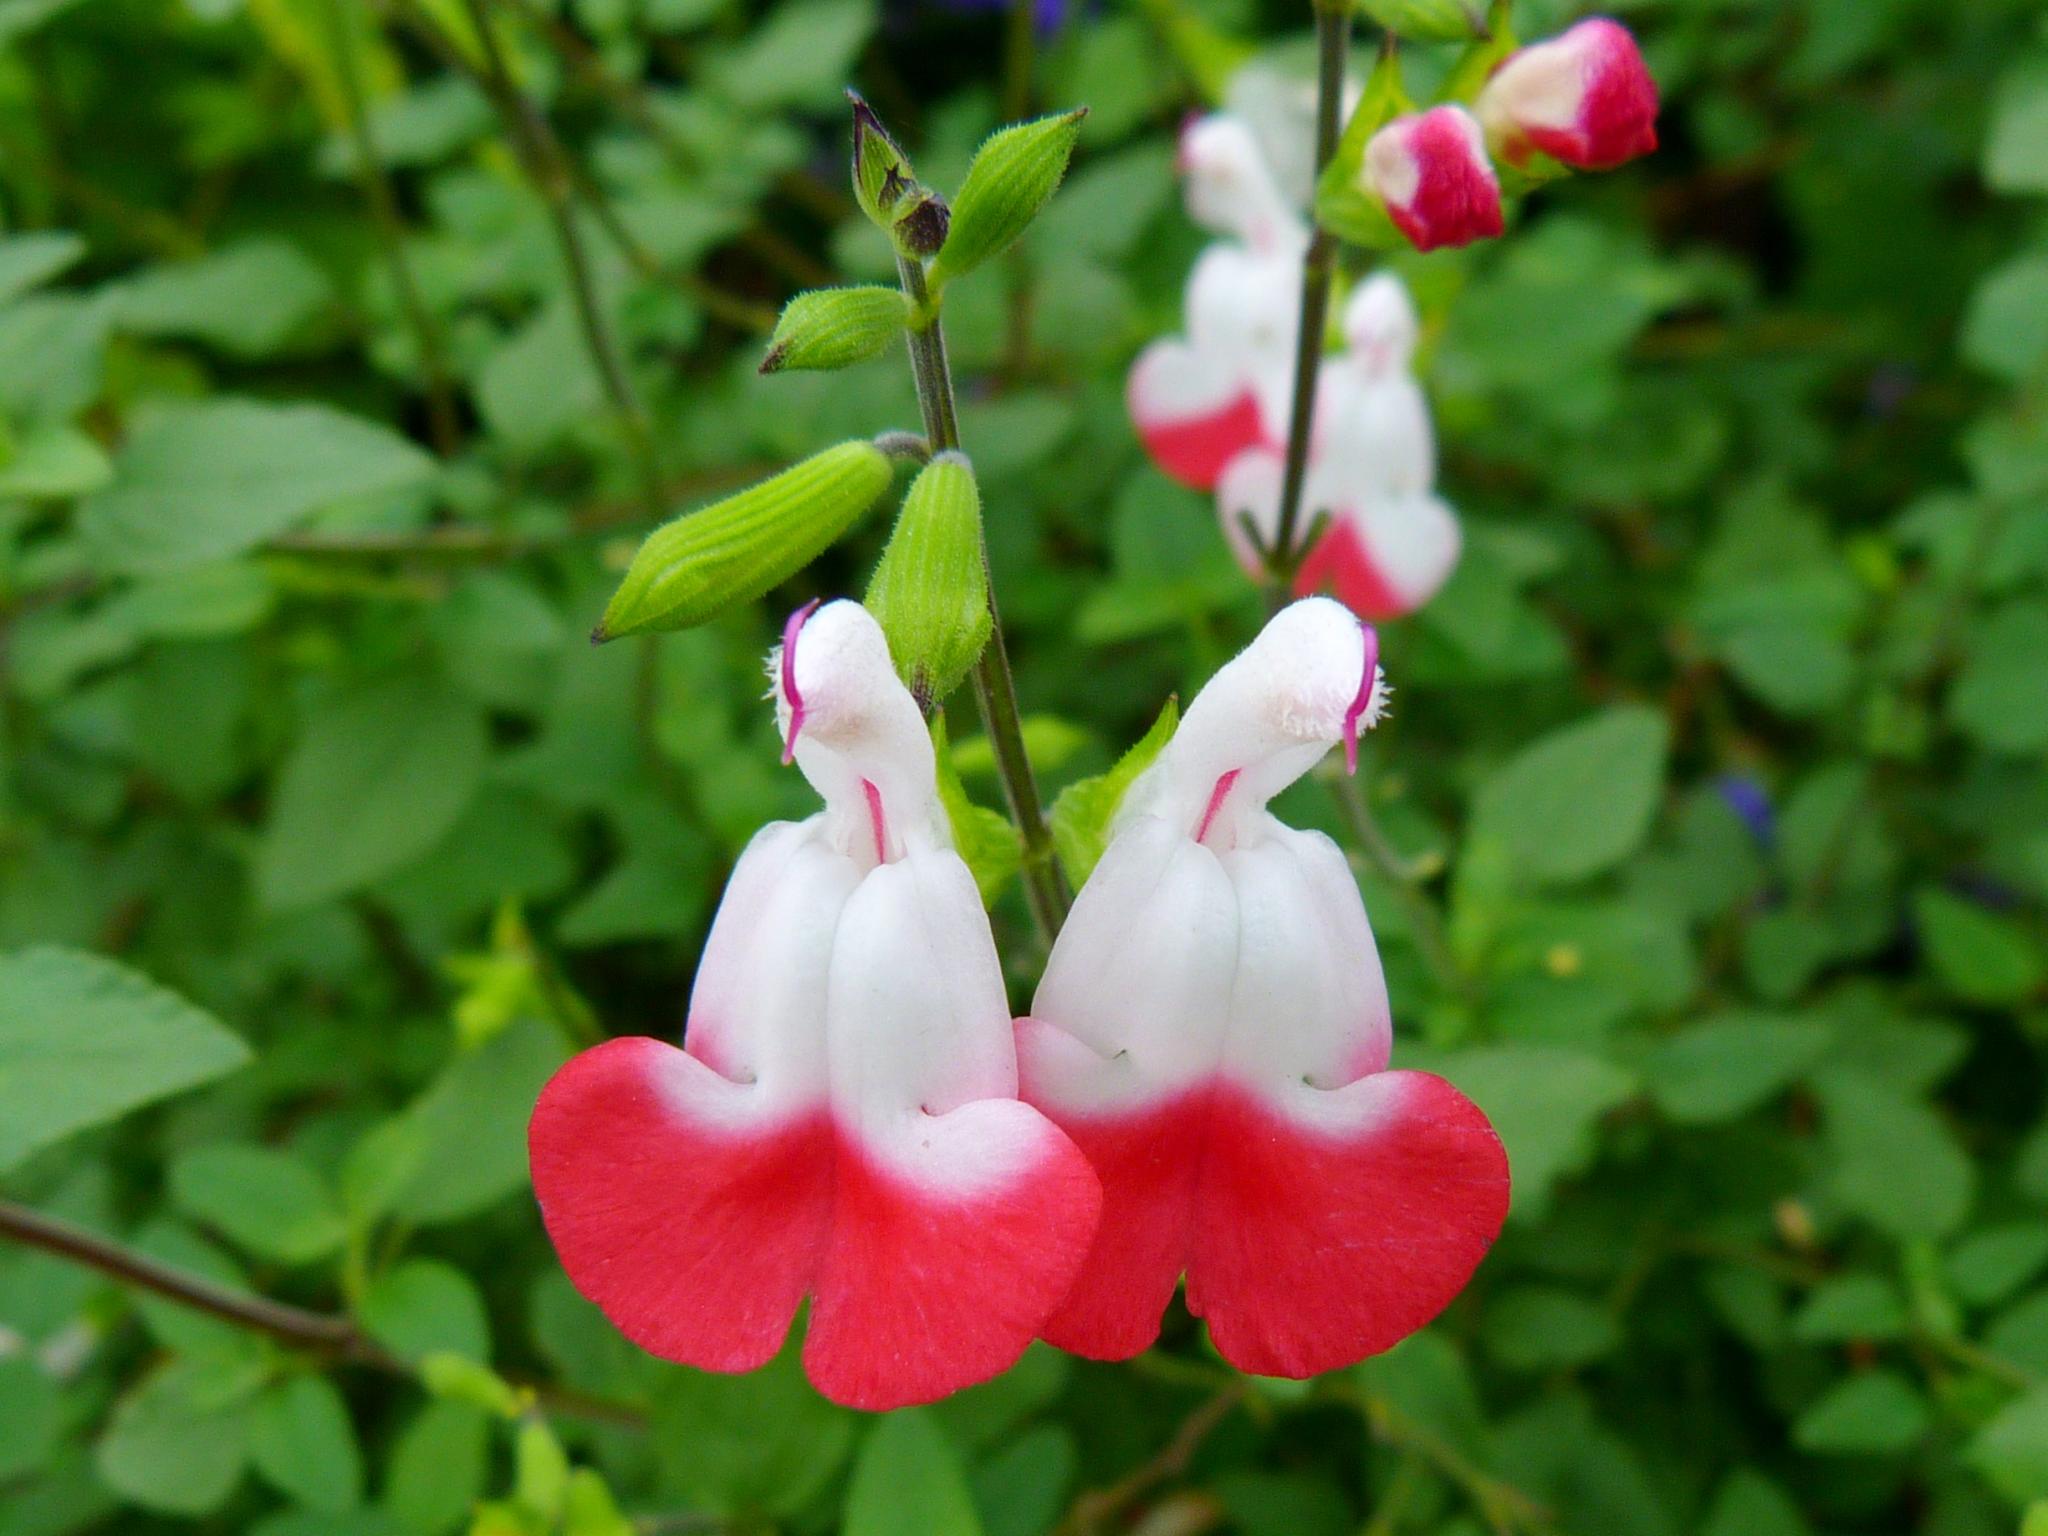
[758,344,787,375]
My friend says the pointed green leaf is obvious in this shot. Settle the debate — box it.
[930,109,1088,287]
[760,286,909,373]
[597,442,895,639]
[0,947,250,1173]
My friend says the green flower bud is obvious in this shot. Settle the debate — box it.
[419,1353,524,1419]
[929,108,1088,288]
[850,91,916,225]
[866,451,991,707]
[596,442,895,640]
[514,1421,570,1522]
[760,285,910,373]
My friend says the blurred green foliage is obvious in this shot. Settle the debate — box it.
[1,0,2047,1532]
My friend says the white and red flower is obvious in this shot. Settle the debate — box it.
[528,600,1100,1411]
[1220,277,1462,622]
[1129,114,1304,491]
[1016,600,1509,1377]
[1362,105,1504,253]
[1476,18,1658,172]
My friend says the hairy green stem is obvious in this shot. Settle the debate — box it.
[1265,2,1352,582]
[896,254,1070,941]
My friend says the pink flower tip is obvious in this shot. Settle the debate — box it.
[778,597,821,765]
[1362,107,1505,254]
[1477,17,1660,172]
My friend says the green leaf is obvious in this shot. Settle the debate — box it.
[1701,1471,1810,1536]
[760,285,908,373]
[80,399,435,574]
[1949,1225,2048,1307]
[251,1375,364,1513]
[0,229,84,304]
[930,110,1088,288]
[1791,1371,1929,1455]
[653,1344,853,1518]
[0,1358,60,1482]
[844,1411,984,1536]
[868,453,991,706]
[1644,1013,1831,1125]
[933,712,1022,905]
[388,1015,569,1226]
[1468,705,1669,885]
[115,238,334,358]
[1433,1047,1635,1219]
[360,1260,491,1365]
[1914,887,2045,1006]
[0,946,249,1172]
[707,0,876,110]
[1819,1070,1975,1240]
[1050,699,1179,886]
[1987,58,2048,195]
[257,678,489,911]
[384,1400,489,1536]
[1481,1286,1622,1371]
[1950,603,2048,753]
[596,442,895,639]
[1791,1274,1906,1342]
[169,1143,349,1265]
[970,1424,1076,1536]
[1963,257,2048,381]
[96,1358,258,1516]
[1973,1386,2048,1502]
[0,423,114,499]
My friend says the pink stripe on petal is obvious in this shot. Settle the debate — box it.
[779,598,822,765]
[861,778,888,865]
[1194,769,1241,846]
[1342,626,1380,777]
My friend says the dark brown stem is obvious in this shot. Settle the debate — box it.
[1056,1385,1245,1535]
[0,1199,646,1427]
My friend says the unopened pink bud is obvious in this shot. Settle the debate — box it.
[1362,106,1504,253]
[1476,18,1659,172]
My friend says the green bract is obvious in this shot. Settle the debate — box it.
[866,452,991,705]
[760,285,910,373]
[929,109,1088,288]
[1356,0,1488,44]
[596,442,895,639]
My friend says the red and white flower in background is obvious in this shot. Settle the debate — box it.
[1221,275,1462,622]
[528,600,1100,1412]
[1128,114,1304,490]
[1016,600,1509,1378]
[1362,105,1505,253]
[1476,18,1659,172]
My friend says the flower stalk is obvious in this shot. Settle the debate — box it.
[895,252,1071,941]
[1265,1,1355,586]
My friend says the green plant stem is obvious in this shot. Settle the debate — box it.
[896,253,1070,941]
[1265,1,1352,583]
[0,1198,646,1426]
[319,0,460,457]
[438,0,664,521]
[1324,768,1471,999]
